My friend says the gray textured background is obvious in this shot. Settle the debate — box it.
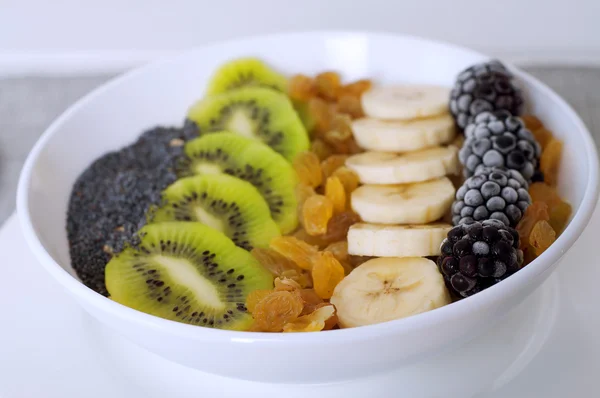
[1,67,599,227]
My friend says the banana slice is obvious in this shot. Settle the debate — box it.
[351,114,456,153]
[351,177,455,224]
[361,84,451,120]
[345,146,460,185]
[331,257,451,328]
[347,222,452,257]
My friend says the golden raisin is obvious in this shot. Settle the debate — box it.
[299,288,324,315]
[522,115,544,131]
[295,183,316,226]
[321,211,361,243]
[324,131,351,154]
[315,71,342,100]
[516,202,549,250]
[529,182,561,209]
[274,277,302,292]
[340,79,372,99]
[288,74,316,101]
[303,195,334,235]
[282,305,336,333]
[331,113,353,137]
[296,182,316,204]
[252,290,304,332]
[337,95,364,119]
[320,113,354,154]
[246,289,274,313]
[317,303,339,330]
[332,167,359,194]
[252,247,305,277]
[529,220,556,256]
[532,128,553,151]
[292,227,329,249]
[270,236,319,271]
[324,241,349,263]
[549,201,572,234]
[346,137,364,154]
[540,139,563,186]
[294,152,323,188]
[280,268,313,288]
[308,97,335,137]
[247,322,264,332]
[324,241,352,275]
[325,176,346,214]
[321,155,348,179]
[310,138,333,161]
[312,252,345,299]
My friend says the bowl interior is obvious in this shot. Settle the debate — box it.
[20,32,594,292]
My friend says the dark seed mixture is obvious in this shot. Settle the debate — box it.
[66,121,199,295]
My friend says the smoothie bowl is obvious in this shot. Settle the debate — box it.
[16,32,599,385]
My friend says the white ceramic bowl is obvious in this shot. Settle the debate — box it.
[16,32,599,385]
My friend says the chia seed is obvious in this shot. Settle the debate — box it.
[66,122,199,295]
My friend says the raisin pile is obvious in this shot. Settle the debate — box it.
[515,115,570,262]
[289,71,371,157]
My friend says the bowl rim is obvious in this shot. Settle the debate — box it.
[16,30,600,343]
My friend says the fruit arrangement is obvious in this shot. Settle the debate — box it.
[66,56,571,333]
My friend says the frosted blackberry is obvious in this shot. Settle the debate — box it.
[437,220,524,298]
[450,60,524,130]
[459,115,542,181]
[464,110,513,138]
[452,167,531,227]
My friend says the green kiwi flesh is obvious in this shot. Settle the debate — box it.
[186,86,309,162]
[148,174,280,250]
[105,222,273,330]
[204,56,314,131]
[205,57,288,95]
[181,132,298,234]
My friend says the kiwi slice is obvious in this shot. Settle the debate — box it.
[186,87,309,162]
[180,132,298,234]
[148,174,280,250]
[206,57,288,95]
[105,222,273,330]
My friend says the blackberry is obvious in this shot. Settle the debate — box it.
[452,167,531,227]
[464,109,513,139]
[458,115,542,181]
[449,60,524,130]
[437,220,524,298]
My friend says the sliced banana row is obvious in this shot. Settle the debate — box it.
[332,84,457,329]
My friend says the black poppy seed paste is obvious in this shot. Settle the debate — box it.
[66,121,199,295]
